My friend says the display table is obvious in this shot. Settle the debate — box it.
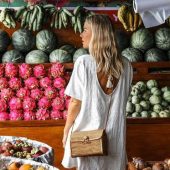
[0,118,170,170]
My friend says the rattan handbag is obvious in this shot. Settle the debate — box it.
[70,94,113,157]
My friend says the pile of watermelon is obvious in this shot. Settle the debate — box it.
[0,29,88,64]
[121,27,170,62]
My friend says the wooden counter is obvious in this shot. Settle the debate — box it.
[1,119,170,169]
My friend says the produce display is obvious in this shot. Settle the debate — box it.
[0,63,71,121]
[0,140,49,159]
[0,136,53,165]
[0,4,94,33]
[126,80,170,118]
[130,157,170,170]
[0,156,59,170]
[122,28,170,62]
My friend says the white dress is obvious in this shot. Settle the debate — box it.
[62,55,133,170]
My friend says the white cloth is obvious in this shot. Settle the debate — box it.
[133,0,170,28]
[62,55,133,170]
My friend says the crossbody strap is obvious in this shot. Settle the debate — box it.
[71,93,113,134]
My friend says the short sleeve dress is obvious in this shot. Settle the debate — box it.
[62,54,133,170]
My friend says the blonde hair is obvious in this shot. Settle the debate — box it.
[86,14,123,79]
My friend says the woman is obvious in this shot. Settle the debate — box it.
[62,14,133,170]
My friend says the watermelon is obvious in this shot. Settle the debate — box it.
[2,50,24,63]
[130,28,154,51]
[144,48,167,62]
[25,50,49,64]
[36,29,57,53]
[60,44,76,55]
[49,49,72,63]
[121,47,143,62]
[12,29,35,52]
[155,27,170,50]
[0,30,10,52]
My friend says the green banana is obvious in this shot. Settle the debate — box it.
[30,6,38,26]
[21,10,28,28]
[73,6,83,16]
[15,6,26,19]
[0,9,7,22]
[54,11,59,29]
[36,5,43,30]
[51,10,57,28]
[62,8,73,17]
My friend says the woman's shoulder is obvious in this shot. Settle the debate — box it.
[75,54,94,67]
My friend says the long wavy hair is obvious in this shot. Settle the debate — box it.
[86,14,124,79]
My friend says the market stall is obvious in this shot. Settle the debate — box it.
[0,1,169,170]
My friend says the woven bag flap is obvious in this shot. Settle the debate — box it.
[71,129,104,142]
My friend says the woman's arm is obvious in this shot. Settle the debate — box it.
[62,97,81,147]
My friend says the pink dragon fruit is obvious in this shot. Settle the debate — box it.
[16,88,30,99]
[24,110,36,120]
[1,88,14,101]
[50,63,65,78]
[0,64,4,77]
[44,87,57,99]
[9,110,23,120]
[51,110,63,120]
[0,77,8,90]
[25,77,39,89]
[39,77,52,89]
[30,88,43,100]
[9,77,22,90]
[53,77,66,89]
[9,97,22,110]
[5,63,18,78]
[65,96,71,110]
[33,64,46,78]
[63,110,68,120]
[0,111,9,120]
[23,97,36,111]
[64,72,71,82]
[0,112,9,120]
[52,97,65,110]
[0,99,7,112]
[38,97,51,109]
[19,63,32,79]
[36,108,50,120]
[59,88,65,98]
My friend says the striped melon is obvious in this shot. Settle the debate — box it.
[130,28,154,51]
[73,48,89,62]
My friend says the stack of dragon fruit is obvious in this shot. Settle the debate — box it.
[0,62,71,121]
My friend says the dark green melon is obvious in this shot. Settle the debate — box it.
[2,50,24,63]
[144,48,167,62]
[12,29,35,52]
[60,44,76,55]
[49,49,72,63]
[155,27,170,50]
[25,50,49,64]
[36,29,57,53]
[130,28,154,51]
[121,47,143,62]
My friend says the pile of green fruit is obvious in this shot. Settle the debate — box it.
[126,80,170,118]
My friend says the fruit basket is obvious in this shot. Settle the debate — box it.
[0,156,59,170]
[0,136,54,165]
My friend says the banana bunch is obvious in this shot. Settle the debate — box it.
[0,8,16,28]
[118,5,143,32]
[72,6,94,33]
[166,17,170,27]
[50,7,73,29]
[15,5,44,31]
